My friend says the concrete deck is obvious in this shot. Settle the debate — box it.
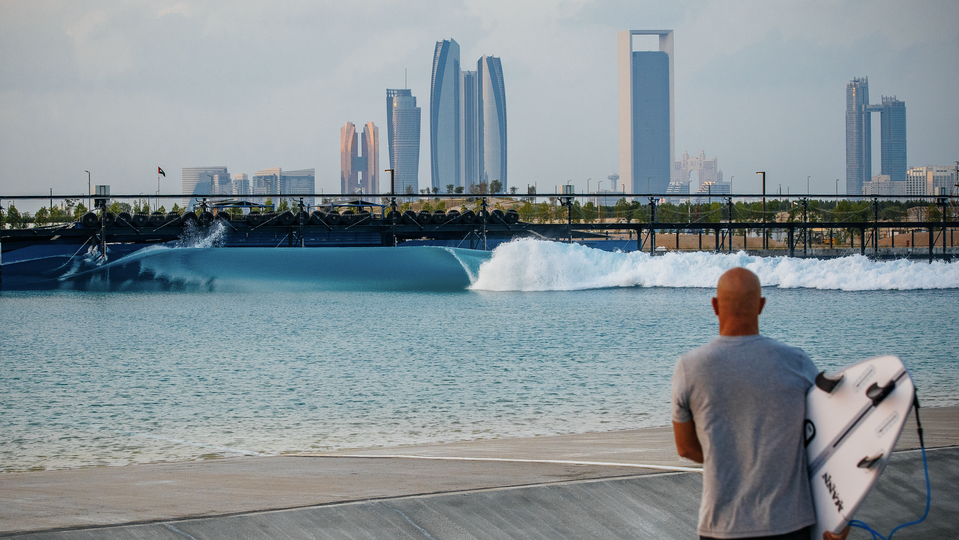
[1,406,956,539]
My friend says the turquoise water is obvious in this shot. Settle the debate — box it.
[2,240,958,472]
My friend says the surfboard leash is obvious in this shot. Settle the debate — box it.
[848,392,930,540]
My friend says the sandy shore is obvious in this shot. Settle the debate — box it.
[1,406,956,535]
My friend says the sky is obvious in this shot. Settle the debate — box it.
[1,0,957,211]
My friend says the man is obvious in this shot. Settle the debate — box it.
[671,268,849,540]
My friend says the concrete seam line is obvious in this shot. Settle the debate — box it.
[296,454,704,473]
[164,524,200,540]
[390,508,438,539]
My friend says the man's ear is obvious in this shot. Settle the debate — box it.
[758,297,766,315]
[711,297,720,316]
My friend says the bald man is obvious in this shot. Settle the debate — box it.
[671,268,848,540]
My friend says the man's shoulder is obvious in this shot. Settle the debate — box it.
[680,334,811,365]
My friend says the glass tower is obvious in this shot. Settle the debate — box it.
[845,77,870,196]
[478,55,507,192]
[618,30,674,194]
[430,39,461,192]
[880,96,906,184]
[390,90,421,196]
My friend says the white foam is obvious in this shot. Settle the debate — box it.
[470,239,959,291]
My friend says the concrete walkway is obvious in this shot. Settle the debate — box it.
[2,407,956,539]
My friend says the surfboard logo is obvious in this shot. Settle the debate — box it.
[822,472,844,513]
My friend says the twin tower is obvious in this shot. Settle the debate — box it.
[340,39,507,197]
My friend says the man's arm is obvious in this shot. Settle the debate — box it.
[673,420,703,463]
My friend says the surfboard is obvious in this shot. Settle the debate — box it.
[805,355,914,539]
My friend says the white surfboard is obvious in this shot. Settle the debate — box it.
[805,355,914,539]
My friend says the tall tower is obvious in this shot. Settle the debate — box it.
[845,77,870,196]
[618,30,674,194]
[430,39,461,192]
[880,96,906,184]
[478,55,507,192]
[462,70,480,192]
[390,89,421,195]
[341,122,378,195]
[340,122,358,194]
[360,122,379,195]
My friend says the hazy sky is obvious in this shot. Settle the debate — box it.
[2,0,957,210]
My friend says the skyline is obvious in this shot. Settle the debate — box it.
[1,1,957,211]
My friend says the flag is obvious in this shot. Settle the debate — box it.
[158,167,166,177]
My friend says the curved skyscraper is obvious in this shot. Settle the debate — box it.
[430,39,461,191]
[478,55,507,190]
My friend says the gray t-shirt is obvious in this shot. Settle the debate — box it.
[671,334,819,539]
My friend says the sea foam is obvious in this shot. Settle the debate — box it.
[470,239,959,291]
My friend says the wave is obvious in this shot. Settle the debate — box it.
[50,245,490,292]
[469,239,959,291]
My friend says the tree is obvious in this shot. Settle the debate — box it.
[432,186,440,196]
[615,198,631,222]
[536,201,551,223]
[519,200,535,222]
[582,201,597,223]
[170,203,182,215]
[454,185,465,194]
[509,186,517,195]
[446,184,455,194]
[278,199,290,212]
[34,207,49,225]
[489,179,503,194]
[405,185,414,195]
[5,204,23,229]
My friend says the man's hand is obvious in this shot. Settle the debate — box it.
[673,420,704,463]
[823,525,851,540]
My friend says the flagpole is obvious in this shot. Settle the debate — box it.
[157,174,160,213]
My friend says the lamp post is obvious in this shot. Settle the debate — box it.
[85,170,91,209]
[835,179,839,196]
[647,176,651,194]
[757,171,766,249]
[807,176,810,195]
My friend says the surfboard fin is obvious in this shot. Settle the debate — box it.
[815,371,844,393]
[857,452,884,469]
[866,380,896,406]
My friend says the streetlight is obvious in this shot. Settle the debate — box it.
[835,179,839,196]
[807,176,810,195]
[647,176,651,193]
[756,171,766,249]
[85,170,91,209]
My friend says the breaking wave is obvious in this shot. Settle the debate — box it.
[470,239,959,291]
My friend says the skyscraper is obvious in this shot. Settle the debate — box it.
[181,166,229,208]
[477,55,507,191]
[846,78,907,194]
[431,39,461,191]
[388,89,421,195]
[462,70,480,190]
[880,96,906,184]
[619,30,674,194]
[340,122,378,195]
[845,77,871,196]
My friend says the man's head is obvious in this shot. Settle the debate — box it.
[712,267,765,336]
